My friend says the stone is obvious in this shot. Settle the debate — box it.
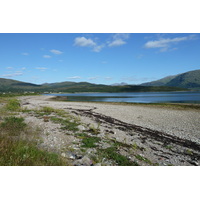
[94,163,102,166]
[61,153,67,157]
[74,156,93,166]
[78,125,86,131]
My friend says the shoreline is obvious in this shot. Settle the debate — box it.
[50,96,200,110]
[17,95,200,165]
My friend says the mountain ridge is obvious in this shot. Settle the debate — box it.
[141,69,200,89]
[1,69,199,93]
[0,77,186,93]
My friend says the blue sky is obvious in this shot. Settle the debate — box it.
[0,33,200,85]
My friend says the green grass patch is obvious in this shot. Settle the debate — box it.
[0,116,27,135]
[88,124,100,135]
[4,98,21,111]
[81,136,101,148]
[165,145,173,150]
[41,106,56,114]
[135,154,152,164]
[50,116,80,132]
[98,147,139,166]
[36,106,67,117]
[0,136,66,166]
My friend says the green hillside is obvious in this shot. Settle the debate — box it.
[141,75,177,86]
[166,70,200,89]
[0,78,186,93]
[141,69,200,89]
[0,78,42,92]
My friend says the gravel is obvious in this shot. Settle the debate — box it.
[18,95,200,144]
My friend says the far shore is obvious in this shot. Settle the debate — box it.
[50,95,200,110]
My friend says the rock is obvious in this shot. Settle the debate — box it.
[68,152,76,160]
[62,152,77,159]
[75,154,83,159]
[94,163,102,166]
[78,125,86,131]
[43,116,49,122]
[82,156,92,165]
[74,156,93,166]
[61,153,67,157]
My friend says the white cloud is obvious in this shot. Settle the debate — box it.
[113,33,130,40]
[2,72,23,77]
[92,44,105,52]
[105,77,112,80]
[74,37,96,47]
[35,67,48,71]
[43,55,51,58]
[108,39,126,47]
[67,76,81,79]
[88,76,99,80]
[21,52,29,56]
[21,67,26,70]
[6,67,13,69]
[50,49,63,55]
[108,33,130,47]
[144,34,197,52]
[74,37,104,52]
[74,34,129,52]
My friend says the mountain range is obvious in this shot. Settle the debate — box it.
[0,69,199,93]
[141,69,200,89]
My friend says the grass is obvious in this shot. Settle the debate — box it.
[165,145,173,150]
[81,136,101,148]
[75,133,139,165]
[0,135,66,166]
[75,133,101,148]
[37,106,67,117]
[98,147,139,166]
[51,116,80,132]
[0,116,27,135]
[4,98,21,112]
[88,124,100,134]
[33,106,81,132]
[0,100,69,166]
[135,154,152,164]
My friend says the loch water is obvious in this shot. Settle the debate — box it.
[45,91,200,104]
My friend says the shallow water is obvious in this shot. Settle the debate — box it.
[45,91,200,104]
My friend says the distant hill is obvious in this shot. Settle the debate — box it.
[0,78,186,93]
[0,78,42,92]
[141,69,200,89]
[141,75,178,86]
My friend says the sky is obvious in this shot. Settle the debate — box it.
[0,33,200,85]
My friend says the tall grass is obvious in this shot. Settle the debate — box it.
[0,116,26,135]
[0,109,68,165]
[4,98,21,111]
[0,135,66,166]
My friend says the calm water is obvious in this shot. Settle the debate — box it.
[46,92,200,104]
